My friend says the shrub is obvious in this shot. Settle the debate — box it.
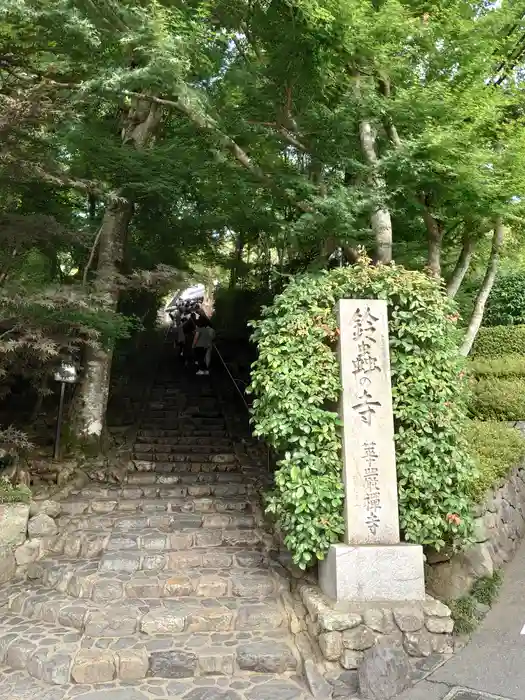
[466,421,525,501]
[469,377,525,421]
[469,355,525,378]
[0,477,31,504]
[250,258,474,568]
[448,570,503,635]
[471,325,525,358]
[484,273,525,327]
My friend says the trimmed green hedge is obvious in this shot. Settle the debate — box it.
[466,421,525,501]
[472,325,525,358]
[469,377,525,420]
[484,273,525,327]
[469,354,525,378]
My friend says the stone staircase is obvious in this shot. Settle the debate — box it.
[0,359,314,699]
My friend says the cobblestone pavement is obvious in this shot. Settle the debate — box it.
[0,361,316,698]
[0,667,312,699]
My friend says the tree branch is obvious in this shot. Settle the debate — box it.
[377,75,402,148]
[446,232,475,298]
[83,225,103,285]
[460,220,504,356]
[19,78,313,213]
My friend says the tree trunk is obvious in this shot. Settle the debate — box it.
[73,100,162,446]
[446,233,475,298]
[460,220,504,356]
[74,200,133,443]
[358,119,393,263]
[421,202,443,278]
[229,233,245,289]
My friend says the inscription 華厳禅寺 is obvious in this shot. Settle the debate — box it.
[362,440,381,535]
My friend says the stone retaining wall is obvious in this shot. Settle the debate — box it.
[0,499,62,584]
[426,461,525,600]
[296,582,454,671]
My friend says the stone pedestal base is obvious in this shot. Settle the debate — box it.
[319,543,425,602]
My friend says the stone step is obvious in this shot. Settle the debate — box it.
[104,529,264,552]
[98,546,268,573]
[26,558,277,601]
[146,410,224,418]
[135,441,234,452]
[130,459,244,473]
[136,433,233,445]
[0,669,313,698]
[126,470,249,485]
[57,512,258,532]
[138,427,228,435]
[131,451,237,463]
[5,584,288,635]
[138,427,230,437]
[59,495,254,517]
[139,421,227,431]
[75,482,257,499]
[133,443,236,455]
[53,527,265,558]
[0,610,300,684]
[130,461,258,475]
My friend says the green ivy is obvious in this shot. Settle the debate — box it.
[249,259,475,569]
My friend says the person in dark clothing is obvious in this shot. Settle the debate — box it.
[182,313,197,366]
[193,316,215,375]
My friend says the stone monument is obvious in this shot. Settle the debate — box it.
[319,299,425,602]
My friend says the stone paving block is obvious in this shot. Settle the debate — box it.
[0,632,19,662]
[6,637,37,669]
[244,679,306,700]
[197,648,236,675]
[67,573,94,598]
[71,649,116,683]
[230,574,274,598]
[164,575,194,596]
[91,577,124,603]
[85,608,139,637]
[99,553,141,573]
[235,604,284,631]
[58,605,87,630]
[187,608,233,633]
[237,642,297,673]
[196,576,229,597]
[117,646,149,681]
[126,576,163,599]
[140,608,187,634]
[142,553,168,571]
[149,649,198,678]
[27,647,73,685]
